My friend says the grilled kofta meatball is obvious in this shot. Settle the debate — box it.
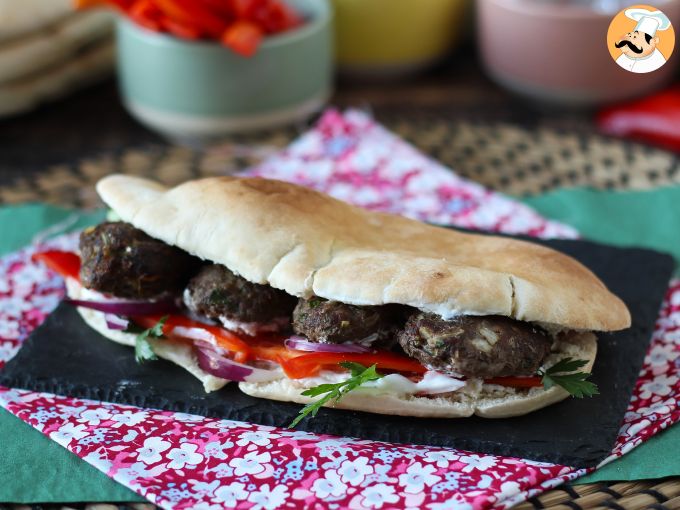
[397,313,551,378]
[184,264,297,324]
[79,222,197,299]
[293,297,401,345]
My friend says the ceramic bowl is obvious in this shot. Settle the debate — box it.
[117,0,333,142]
[332,0,471,79]
[477,0,680,106]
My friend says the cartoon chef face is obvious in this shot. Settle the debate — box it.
[615,30,659,58]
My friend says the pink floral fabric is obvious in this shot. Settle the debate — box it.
[246,110,577,239]
[0,109,679,510]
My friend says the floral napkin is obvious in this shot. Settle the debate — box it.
[1,109,679,510]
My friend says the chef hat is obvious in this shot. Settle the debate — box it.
[625,8,672,37]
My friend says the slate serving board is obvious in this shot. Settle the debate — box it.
[0,235,674,468]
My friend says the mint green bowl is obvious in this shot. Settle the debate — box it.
[117,0,332,142]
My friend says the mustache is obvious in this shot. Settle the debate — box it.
[615,39,643,53]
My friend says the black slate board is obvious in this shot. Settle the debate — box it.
[0,235,674,468]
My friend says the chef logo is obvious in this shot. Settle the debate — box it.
[607,4,674,73]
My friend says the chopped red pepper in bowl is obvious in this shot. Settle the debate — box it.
[74,0,303,56]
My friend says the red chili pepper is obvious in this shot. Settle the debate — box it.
[154,0,228,38]
[597,87,680,152]
[221,19,264,57]
[484,376,543,388]
[32,251,81,281]
[279,351,427,379]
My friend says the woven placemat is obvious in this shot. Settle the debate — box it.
[2,116,680,208]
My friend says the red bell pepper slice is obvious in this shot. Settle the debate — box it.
[254,0,301,33]
[195,0,237,19]
[32,251,81,281]
[485,376,543,388]
[132,314,252,362]
[597,87,680,152]
[279,351,428,379]
[236,0,267,19]
[74,0,134,11]
[162,17,203,39]
[154,0,228,38]
[221,20,264,57]
[129,0,165,32]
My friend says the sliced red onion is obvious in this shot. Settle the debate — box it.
[195,343,281,382]
[104,314,129,331]
[285,336,370,353]
[64,298,179,316]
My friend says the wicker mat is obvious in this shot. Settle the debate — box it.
[2,480,680,509]
[2,117,680,207]
[2,479,680,510]
[2,118,680,509]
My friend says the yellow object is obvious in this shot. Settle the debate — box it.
[332,0,469,72]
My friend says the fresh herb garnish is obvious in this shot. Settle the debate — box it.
[538,357,599,398]
[129,315,168,364]
[288,362,384,428]
[308,297,325,309]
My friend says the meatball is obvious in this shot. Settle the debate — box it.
[397,313,551,378]
[293,297,401,345]
[184,264,297,324]
[79,222,198,299]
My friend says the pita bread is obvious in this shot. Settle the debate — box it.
[97,175,630,332]
[239,331,597,418]
[85,175,620,417]
[65,279,229,393]
[0,10,113,85]
[0,0,72,43]
[0,37,113,117]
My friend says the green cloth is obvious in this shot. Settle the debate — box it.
[0,411,142,503]
[0,204,105,257]
[523,186,680,483]
[0,204,143,503]
[523,187,680,272]
[1,187,679,499]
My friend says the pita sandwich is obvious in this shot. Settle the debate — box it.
[41,175,630,419]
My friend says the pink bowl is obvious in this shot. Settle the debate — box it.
[477,0,680,106]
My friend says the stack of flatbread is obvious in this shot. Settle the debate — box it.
[0,0,114,117]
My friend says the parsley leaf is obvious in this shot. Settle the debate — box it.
[538,357,599,398]
[288,363,383,428]
[131,315,168,364]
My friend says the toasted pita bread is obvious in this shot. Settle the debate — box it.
[97,175,630,332]
[65,279,229,393]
